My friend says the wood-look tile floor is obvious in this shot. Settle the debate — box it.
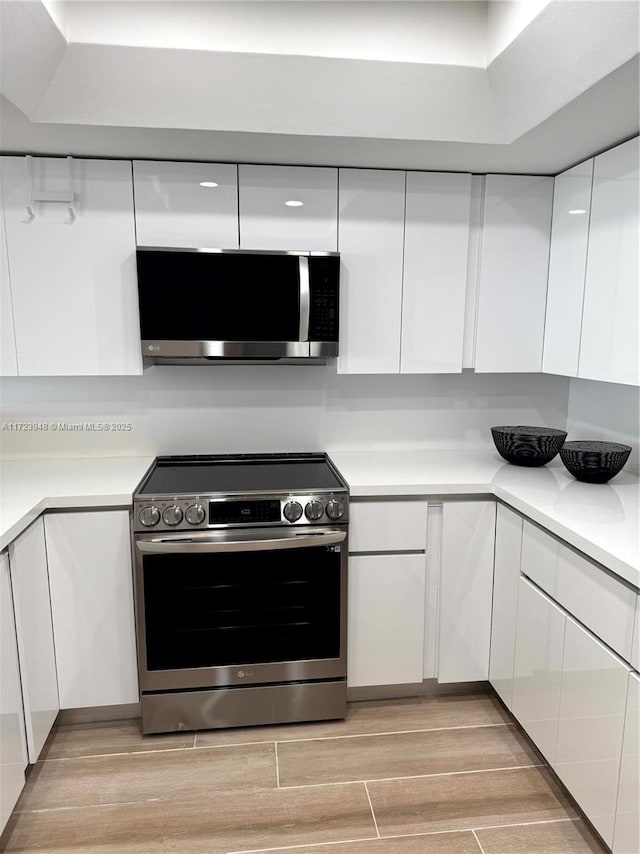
[0,692,608,854]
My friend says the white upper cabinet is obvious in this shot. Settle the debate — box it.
[579,136,639,385]
[8,517,59,763]
[401,172,472,374]
[475,175,554,373]
[1,156,142,376]
[0,172,18,377]
[238,165,337,251]
[542,159,593,377]
[133,160,239,249]
[337,169,405,374]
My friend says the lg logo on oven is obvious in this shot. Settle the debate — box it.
[237,669,255,679]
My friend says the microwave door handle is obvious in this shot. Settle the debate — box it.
[299,255,310,341]
[136,529,346,554]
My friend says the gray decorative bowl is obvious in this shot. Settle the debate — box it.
[491,426,568,467]
[559,441,632,483]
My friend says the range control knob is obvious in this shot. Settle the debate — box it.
[162,505,183,526]
[185,504,206,525]
[138,505,160,527]
[326,499,345,521]
[283,501,303,523]
[305,500,324,521]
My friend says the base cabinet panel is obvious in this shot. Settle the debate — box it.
[0,553,28,833]
[45,511,139,709]
[512,577,565,764]
[8,517,59,763]
[438,501,496,683]
[348,554,426,688]
[489,504,523,708]
[613,672,639,854]
[555,617,630,846]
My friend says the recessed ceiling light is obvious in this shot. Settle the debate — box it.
[568,209,587,215]
[285,200,304,207]
[199,181,219,188]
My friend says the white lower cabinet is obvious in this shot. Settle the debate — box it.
[555,617,630,846]
[489,504,523,708]
[348,553,426,688]
[45,511,139,709]
[512,577,565,764]
[438,501,496,683]
[613,672,639,854]
[0,552,28,834]
[8,517,59,762]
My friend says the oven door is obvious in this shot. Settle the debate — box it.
[133,526,347,693]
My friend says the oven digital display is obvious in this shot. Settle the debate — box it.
[209,500,281,525]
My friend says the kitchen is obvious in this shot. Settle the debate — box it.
[0,1,638,852]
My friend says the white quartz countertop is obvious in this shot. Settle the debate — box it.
[329,449,640,588]
[0,457,154,551]
[1,450,638,588]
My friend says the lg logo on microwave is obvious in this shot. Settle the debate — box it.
[147,344,161,352]
[237,669,255,679]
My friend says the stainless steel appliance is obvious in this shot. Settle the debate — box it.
[136,248,340,364]
[132,453,349,734]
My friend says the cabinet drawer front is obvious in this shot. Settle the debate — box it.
[521,521,635,661]
[349,501,427,553]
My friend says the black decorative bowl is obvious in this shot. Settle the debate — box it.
[559,441,632,483]
[491,426,568,467]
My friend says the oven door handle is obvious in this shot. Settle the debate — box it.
[136,529,346,554]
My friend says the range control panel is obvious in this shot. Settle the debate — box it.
[133,493,348,533]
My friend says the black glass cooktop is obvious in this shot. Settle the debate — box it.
[137,453,345,496]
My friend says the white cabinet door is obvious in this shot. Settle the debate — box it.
[45,511,139,709]
[475,175,553,373]
[438,501,496,683]
[613,672,639,854]
[555,617,630,846]
[8,517,59,763]
[1,156,142,376]
[337,169,405,374]
[542,159,593,377]
[489,504,523,709]
[401,172,472,374]
[512,577,565,764]
[0,171,18,376]
[238,164,337,251]
[133,160,239,249]
[579,137,639,385]
[0,552,27,833]
[348,554,426,688]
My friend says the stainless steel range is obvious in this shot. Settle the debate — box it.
[132,453,349,734]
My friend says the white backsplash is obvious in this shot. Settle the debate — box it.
[0,366,570,459]
[567,378,639,472]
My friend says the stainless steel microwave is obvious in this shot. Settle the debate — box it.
[136,247,340,364]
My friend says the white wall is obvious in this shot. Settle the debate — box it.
[567,378,639,473]
[0,367,569,459]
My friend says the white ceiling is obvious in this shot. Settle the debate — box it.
[0,0,638,173]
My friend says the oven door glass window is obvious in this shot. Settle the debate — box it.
[142,545,342,671]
